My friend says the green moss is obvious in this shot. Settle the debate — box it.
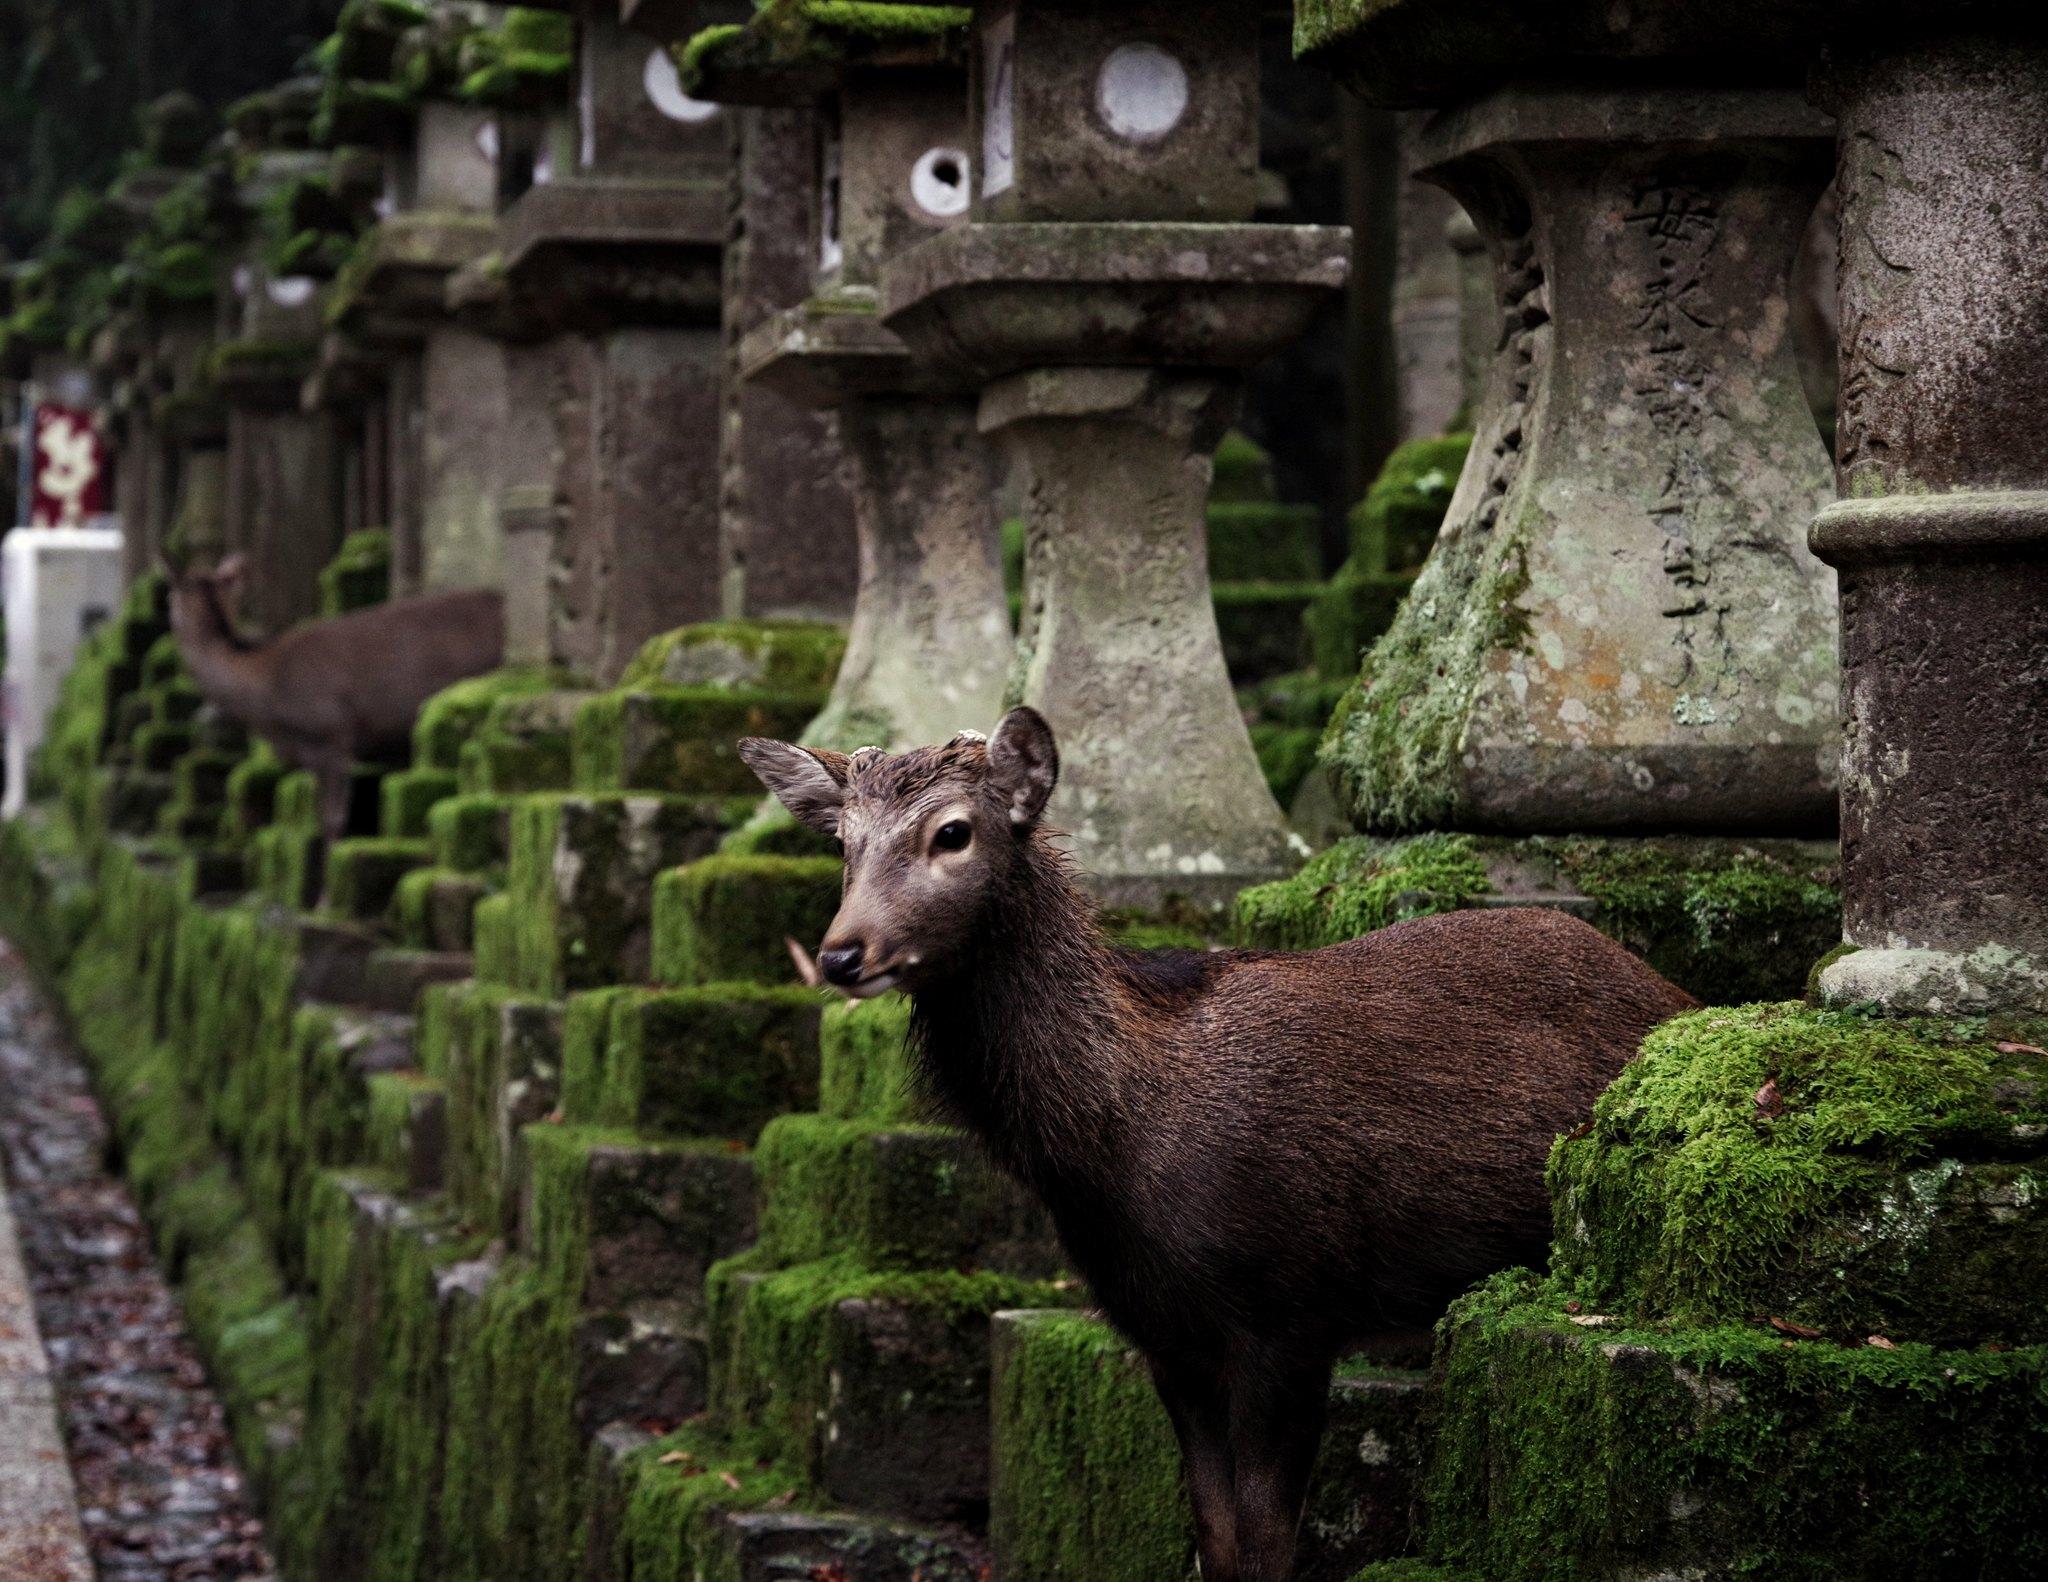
[413,665,577,771]
[1233,834,1840,1005]
[561,984,822,1140]
[1207,500,1322,583]
[1418,1269,2048,1582]
[1251,722,1323,807]
[1318,431,1523,832]
[380,767,459,837]
[818,995,919,1123]
[1234,833,1491,951]
[1550,1002,2048,1344]
[619,619,845,695]
[428,792,511,873]
[609,1419,801,1581]
[322,836,430,924]
[572,687,820,796]
[209,337,319,386]
[1212,581,1318,682]
[651,855,842,988]
[319,528,390,614]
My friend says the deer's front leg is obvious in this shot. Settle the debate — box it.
[1226,1353,1330,1582]
[1150,1357,1239,1582]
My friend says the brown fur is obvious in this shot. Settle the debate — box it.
[167,557,505,838]
[741,712,1696,1582]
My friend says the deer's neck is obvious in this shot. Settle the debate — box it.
[909,837,1142,1198]
[178,592,269,717]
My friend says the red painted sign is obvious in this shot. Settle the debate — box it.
[29,403,108,528]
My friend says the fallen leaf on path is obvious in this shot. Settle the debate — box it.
[1754,1079,1784,1119]
[1996,1041,2047,1057]
[1567,1314,1617,1327]
[1866,1335,1896,1350]
[719,1470,742,1491]
[1769,1316,1823,1339]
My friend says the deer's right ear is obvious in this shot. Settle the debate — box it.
[738,739,850,836]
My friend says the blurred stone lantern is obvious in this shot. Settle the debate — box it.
[881,0,1350,905]
[692,2,1010,752]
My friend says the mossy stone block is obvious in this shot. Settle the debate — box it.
[620,619,845,695]
[471,892,517,988]
[652,855,842,989]
[252,824,325,912]
[710,1255,1074,1525]
[522,1125,757,1314]
[1251,722,1324,807]
[571,687,821,796]
[1308,567,1416,683]
[428,792,511,873]
[133,720,195,770]
[1207,500,1322,583]
[223,746,285,840]
[502,795,744,996]
[1346,434,1471,574]
[991,1310,1425,1582]
[365,1070,449,1195]
[395,866,487,951]
[562,984,822,1141]
[456,689,589,794]
[275,770,322,828]
[1417,1270,2048,1582]
[319,528,391,615]
[1233,834,1841,1005]
[323,836,432,926]
[819,996,920,1124]
[412,665,577,772]
[1212,581,1320,683]
[752,1113,1059,1276]
[1551,1003,2048,1346]
[381,767,459,837]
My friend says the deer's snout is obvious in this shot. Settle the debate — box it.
[818,942,865,987]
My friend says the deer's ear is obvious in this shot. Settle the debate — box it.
[739,739,850,836]
[212,553,248,590]
[989,707,1058,829]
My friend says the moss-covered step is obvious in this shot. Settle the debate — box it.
[587,1417,991,1582]
[87,765,176,837]
[651,855,842,988]
[481,793,753,998]
[411,664,582,776]
[816,995,922,1125]
[358,947,475,1016]
[1550,1002,2048,1348]
[222,744,286,841]
[708,1251,1078,1525]
[1213,581,1322,682]
[1412,1269,2047,1582]
[323,835,432,926]
[418,980,563,1232]
[394,866,488,951]
[572,688,824,796]
[1234,832,1841,1004]
[561,984,823,1141]
[520,1124,758,1315]
[157,747,243,839]
[458,688,592,794]
[318,526,391,614]
[992,1308,1427,1582]
[427,790,513,874]
[132,718,196,769]
[366,1069,449,1194]
[619,619,848,697]
[380,766,459,837]
[748,1112,1060,1278]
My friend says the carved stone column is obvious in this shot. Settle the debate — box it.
[1322,89,1840,834]
[1811,34,2048,1013]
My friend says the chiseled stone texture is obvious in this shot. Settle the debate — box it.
[1323,88,1839,835]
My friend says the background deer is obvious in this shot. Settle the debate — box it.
[741,709,1696,1582]
[167,554,504,839]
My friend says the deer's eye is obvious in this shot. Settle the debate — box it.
[933,820,973,854]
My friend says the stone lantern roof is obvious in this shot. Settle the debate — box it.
[678,1,972,105]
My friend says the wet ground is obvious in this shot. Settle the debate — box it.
[0,940,275,1580]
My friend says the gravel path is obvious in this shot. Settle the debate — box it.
[0,939,275,1581]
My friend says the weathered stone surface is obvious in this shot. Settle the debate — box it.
[1809,36,2048,1013]
[1322,88,1839,835]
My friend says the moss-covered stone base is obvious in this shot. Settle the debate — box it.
[1234,832,1841,1004]
[651,855,842,988]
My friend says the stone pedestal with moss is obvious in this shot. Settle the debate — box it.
[880,0,1348,904]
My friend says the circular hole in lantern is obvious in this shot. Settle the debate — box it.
[1095,43,1188,143]
[646,49,721,124]
[911,146,972,218]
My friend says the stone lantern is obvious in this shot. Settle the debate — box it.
[1298,5,1844,839]
[620,0,860,627]
[457,0,735,681]
[881,0,1350,905]
[697,3,1010,751]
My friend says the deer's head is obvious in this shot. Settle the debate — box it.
[739,708,1060,996]
[163,553,247,651]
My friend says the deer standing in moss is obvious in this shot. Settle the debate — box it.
[742,709,1694,1582]
[167,554,504,839]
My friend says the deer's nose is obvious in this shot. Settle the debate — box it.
[819,943,866,986]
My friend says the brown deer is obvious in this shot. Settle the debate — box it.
[167,554,505,838]
[741,709,1695,1582]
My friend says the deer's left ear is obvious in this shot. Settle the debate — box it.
[988,707,1058,828]
[212,553,248,591]
[739,739,851,836]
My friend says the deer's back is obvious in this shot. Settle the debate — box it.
[1104,907,1693,1342]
